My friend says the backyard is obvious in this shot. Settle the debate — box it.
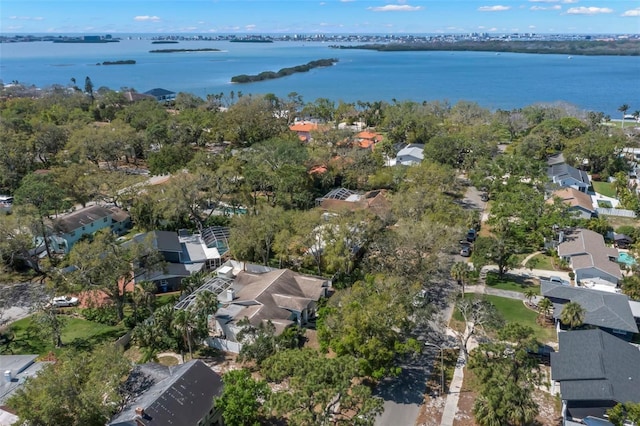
[592,181,616,198]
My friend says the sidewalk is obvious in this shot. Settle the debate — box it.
[439,348,466,426]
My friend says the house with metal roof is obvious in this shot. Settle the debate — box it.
[547,162,591,193]
[143,88,176,102]
[551,329,640,424]
[541,281,638,339]
[108,360,223,426]
[395,144,424,166]
[557,228,621,285]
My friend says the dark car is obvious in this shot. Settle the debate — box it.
[466,229,477,242]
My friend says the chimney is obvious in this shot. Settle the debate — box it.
[135,407,145,416]
[4,370,12,383]
[225,288,235,303]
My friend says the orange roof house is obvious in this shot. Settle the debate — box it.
[549,187,596,219]
[289,122,319,142]
[355,131,383,150]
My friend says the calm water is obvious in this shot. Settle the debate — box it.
[1,39,639,117]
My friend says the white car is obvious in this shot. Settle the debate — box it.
[49,296,79,307]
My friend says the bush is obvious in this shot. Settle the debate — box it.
[81,306,119,326]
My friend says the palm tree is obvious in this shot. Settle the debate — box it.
[173,309,198,359]
[538,297,553,320]
[619,104,630,128]
[450,261,472,297]
[559,301,585,329]
[524,288,537,306]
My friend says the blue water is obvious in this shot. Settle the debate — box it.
[1,39,639,116]
[618,252,636,266]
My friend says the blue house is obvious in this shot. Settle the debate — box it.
[143,88,176,102]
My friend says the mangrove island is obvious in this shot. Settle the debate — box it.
[231,58,338,83]
[99,60,136,65]
[149,48,221,53]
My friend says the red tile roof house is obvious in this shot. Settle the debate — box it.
[557,228,622,286]
[355,131,383,150]
[289,122,318,142]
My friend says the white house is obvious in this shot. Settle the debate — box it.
[395,144,424,166]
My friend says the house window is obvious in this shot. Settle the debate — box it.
[82,226,86,231]
[69,231,75,237]
[91,222,94,227]
[103,218,108,223]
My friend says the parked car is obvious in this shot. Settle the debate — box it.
[49,296,79,307]
[480,193,489,202]
[549,276,570,286]
[460,246,472,257]
[466,229,477,242]
[412,289,428,308]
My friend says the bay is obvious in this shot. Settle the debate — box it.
[1,38,639,117]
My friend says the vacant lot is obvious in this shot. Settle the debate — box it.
[485,272,539,294]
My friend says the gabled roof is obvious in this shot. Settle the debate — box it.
[143,88,175,97]
[541,281,638,333]
[0,355,51,405]
[558,229,621,280]
[549,188,595,213]
[219,269,329,330]
[149,231,182,253]
[551,329,640,403]
[289,122,318,132]
[108,360,223,426]
[53,205,113,233]
[547,163,590,185]
[396,144,424,161]
[547,152,566,166]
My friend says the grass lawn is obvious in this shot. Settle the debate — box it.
[1,316,126,355]
[592,181,617,198]
[485,272,540,294]
[453,294,556,343]
[525,253,557,271]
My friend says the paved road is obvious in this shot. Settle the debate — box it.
[374,362,430,426]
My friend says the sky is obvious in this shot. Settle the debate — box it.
[1,0,639,35]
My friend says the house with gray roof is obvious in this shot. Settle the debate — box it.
[0,355,52,407]
[558,228,621,285]
[541,281,638,339]
[548,162,591,193]
[551,329,640,424]
[108,360,223,426]
[49,205,131,253]
[213,266,331,344]
[395,144,424,166]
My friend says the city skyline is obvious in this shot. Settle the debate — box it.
[2,0,639,35]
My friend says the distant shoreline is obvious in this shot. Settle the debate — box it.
[329,40,640,56]
[231,58,338,83]
[149,48,220,53]
[99,60,136,65]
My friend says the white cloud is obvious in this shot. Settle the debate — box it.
[530,5,561,10]
[566,6,613,14]
[340,0,355,2]
[478,5,511,12]
[529,25,536,28]
[9,16,44,20]
[622,7,640,17]
[134,15,161,22]
[368,4,423,12]
[530,0,577,2]
[319,1,326,5]
[489,27,498,31]
[245,24,256,30]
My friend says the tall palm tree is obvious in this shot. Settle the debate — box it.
[450,261,472,297]
[559,301,585,329]
[538,297,553,320]
[619,104,630,128]
[173,309,198,359]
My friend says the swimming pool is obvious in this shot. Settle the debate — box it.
[617,252,637,266]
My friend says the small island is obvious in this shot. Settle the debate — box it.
[230,38,273,43]
[149,48,220,53]
[99,60,136,65]
[231,58,338,83]
[151,40,179,44]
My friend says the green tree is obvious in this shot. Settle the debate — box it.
[469,323,541,426]
[621,274,640,300]
[84,76,94,100]
[7,345,131,426]
[215,369,271,426]
[537,297,553,320]
[524,288,537,306]
[450,261,472,297]
[559,301,585,329]
[236,319,302,366]
[261,348,384,425]
[318,275,421,378]
[607,401,640,426]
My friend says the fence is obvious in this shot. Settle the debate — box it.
[596,208,637,218]
[205,337,243,354]
[114,331,133,350]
